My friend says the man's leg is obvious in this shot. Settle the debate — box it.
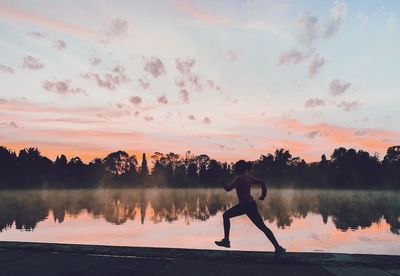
[222,203,246,241]
[246,202,280,249]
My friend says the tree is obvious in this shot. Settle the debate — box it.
[54,154,68,182]
[140,153,149,176]
[102,151,137,177]
[17,147,53,187]
[0,146,17,187]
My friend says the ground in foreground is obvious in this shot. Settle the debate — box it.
[0,242,399,276]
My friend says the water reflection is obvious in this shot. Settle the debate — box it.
[0,189,399,235]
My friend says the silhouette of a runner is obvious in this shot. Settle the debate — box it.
[215,160,286,258]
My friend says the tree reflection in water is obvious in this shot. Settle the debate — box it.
[0,189,398,235]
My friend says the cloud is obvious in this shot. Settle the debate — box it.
[42,79,86,95]
[53,40,66,50]
[324,0,348,38]
[309,55,326,77]
[144,57,166,78]
[278,48,308,65]
[143,116,154,122]
[180,89,189,103]
[202,117,211,125]
[138,78,150,90]
[188,114,195,120]
[354,129,368,136]
[1,121,18,128]
[0,98,8,104]
[22,56,44,70]
[173,0,227,25]
[337,101,361,112]
[329,79,351,96]
[176,57,195,75]
[81,67,130,90]
[0,64,14,73]
[26,31,44,38]
[104,18,128,39]
[175,79,185,88]
[305,130,321,139]
[175,58,201,90]
[265,117,399,159]
[305,98,325,108]
[129,96,143,105]
[0,5,101,39]
[89,57,101,66]
[228,50,237,62]
[296,12,319,48]
[157,95,168,104]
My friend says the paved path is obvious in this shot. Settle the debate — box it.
[0,242,399,276]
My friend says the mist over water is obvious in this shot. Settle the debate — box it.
[0,188,399,254]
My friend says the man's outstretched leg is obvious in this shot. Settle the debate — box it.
[246,201,286,258]
[215,203,246,248]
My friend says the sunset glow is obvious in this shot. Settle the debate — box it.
[1,0,399,162]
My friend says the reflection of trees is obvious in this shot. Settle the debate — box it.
[0,189,398,235]
[0,191,48,231]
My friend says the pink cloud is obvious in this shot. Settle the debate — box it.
[173,0,227,25]
[309,55,326,77]
[157,95,168,104]
[0,4,101,39]
[305,98,325,108]
[180,89,189,103]
[42,79,86,95]
[337,101,361,112]
[138,78,150,90]
[144,57,166,78]
[144,116,154,122]
[1,121,18,128]
[0,64,14,73]
[329,79,351,96]
[89,57,101,66]
[268,118,398,158]
[26,31,44,38]
[22,56,44,70]
[278,49,308,65]
[296,12,319,48]
[324,0,348,38]
[228,50,237,62]
[53,40,66,50]
[105,18,128,39]
[175,58,202,91]
[188,114,195,120]
[81,68,130,90]
[202,117,211,125]
[129,96,143,105]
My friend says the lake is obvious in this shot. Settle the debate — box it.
[0,188,399,255]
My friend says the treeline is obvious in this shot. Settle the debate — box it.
[0,145,399,189]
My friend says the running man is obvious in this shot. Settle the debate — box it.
[215,160,286,258]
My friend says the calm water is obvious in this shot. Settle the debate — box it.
[0,188,399,255]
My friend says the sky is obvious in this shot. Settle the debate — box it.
[1,0,400,162]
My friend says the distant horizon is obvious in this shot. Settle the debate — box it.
[1,1,399,163]
[1,143,397,164]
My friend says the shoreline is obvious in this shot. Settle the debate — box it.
[1,241,399,266]
[1,242,399,275]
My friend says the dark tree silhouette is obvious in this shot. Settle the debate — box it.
[0,145,399,189]
[0,146,17,187]
[140,153,149,176]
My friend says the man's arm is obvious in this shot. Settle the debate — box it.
[251,177,267,200]
[219,177,239,192]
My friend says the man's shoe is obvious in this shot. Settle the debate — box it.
[274,246,286,258]
[215,239,231,248]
